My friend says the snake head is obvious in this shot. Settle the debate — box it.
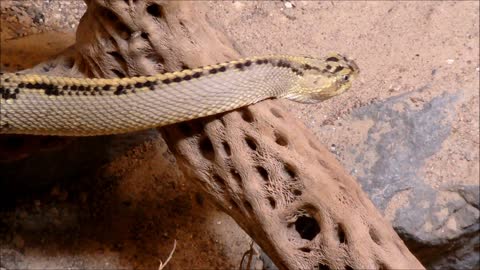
[284,53,359,103]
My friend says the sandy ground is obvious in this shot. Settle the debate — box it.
[0,1,478,269]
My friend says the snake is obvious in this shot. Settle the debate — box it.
[0,53,358,136]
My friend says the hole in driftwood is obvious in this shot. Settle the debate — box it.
[146,3,164,18]
[337,223,346,244]
[108,51,126,65]
[245,136,257,151]
[230,169,242,184]
[219,118,227,127]
[213,173,226,190]
[199,136,215,160]
[140,32,149,39]
[100,7,118,22]
[369,227,381,245]
[145,51,165,66]
[178,122,194,136]
[295,216,320,240]
[317,263,331,270]
[317,157,329,170]
[230,199,240,210]
[108,51,129,76]
[299,247,311,253]
[377,262,389,270]
[194,193,204,206]
[115,21,132,39]
[42,65,52,72]
[244,200,254,214]
[111,69,126,78]
[256,166,269,181]
[284,163,297,178]
[222,142,231,156]
[240,108,254,123]
[64,57,75,69]
[270,107,284,118]
[274,131,288,146]
[267,196,276,209]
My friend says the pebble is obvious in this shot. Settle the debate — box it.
[284,1,295,9]
[330,144,336,151]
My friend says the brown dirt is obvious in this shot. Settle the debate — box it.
[0,1,478,269]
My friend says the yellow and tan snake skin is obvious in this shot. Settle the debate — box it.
[0,54,358,136]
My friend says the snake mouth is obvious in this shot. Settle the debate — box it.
[283,54,359,103]
[346,58,360,76]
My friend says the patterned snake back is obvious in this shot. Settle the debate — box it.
[0,54,358,136]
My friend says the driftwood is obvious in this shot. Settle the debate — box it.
[21,1,424,269]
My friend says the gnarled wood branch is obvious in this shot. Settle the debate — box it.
[23,1,424,269]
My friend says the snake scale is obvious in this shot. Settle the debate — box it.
[0,54,358,136]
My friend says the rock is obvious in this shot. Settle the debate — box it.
[284,2,295,9]
[337,89,479,269]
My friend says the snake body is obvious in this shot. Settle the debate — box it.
[0,54,358,136]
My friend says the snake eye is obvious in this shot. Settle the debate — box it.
[342,75,350,81]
